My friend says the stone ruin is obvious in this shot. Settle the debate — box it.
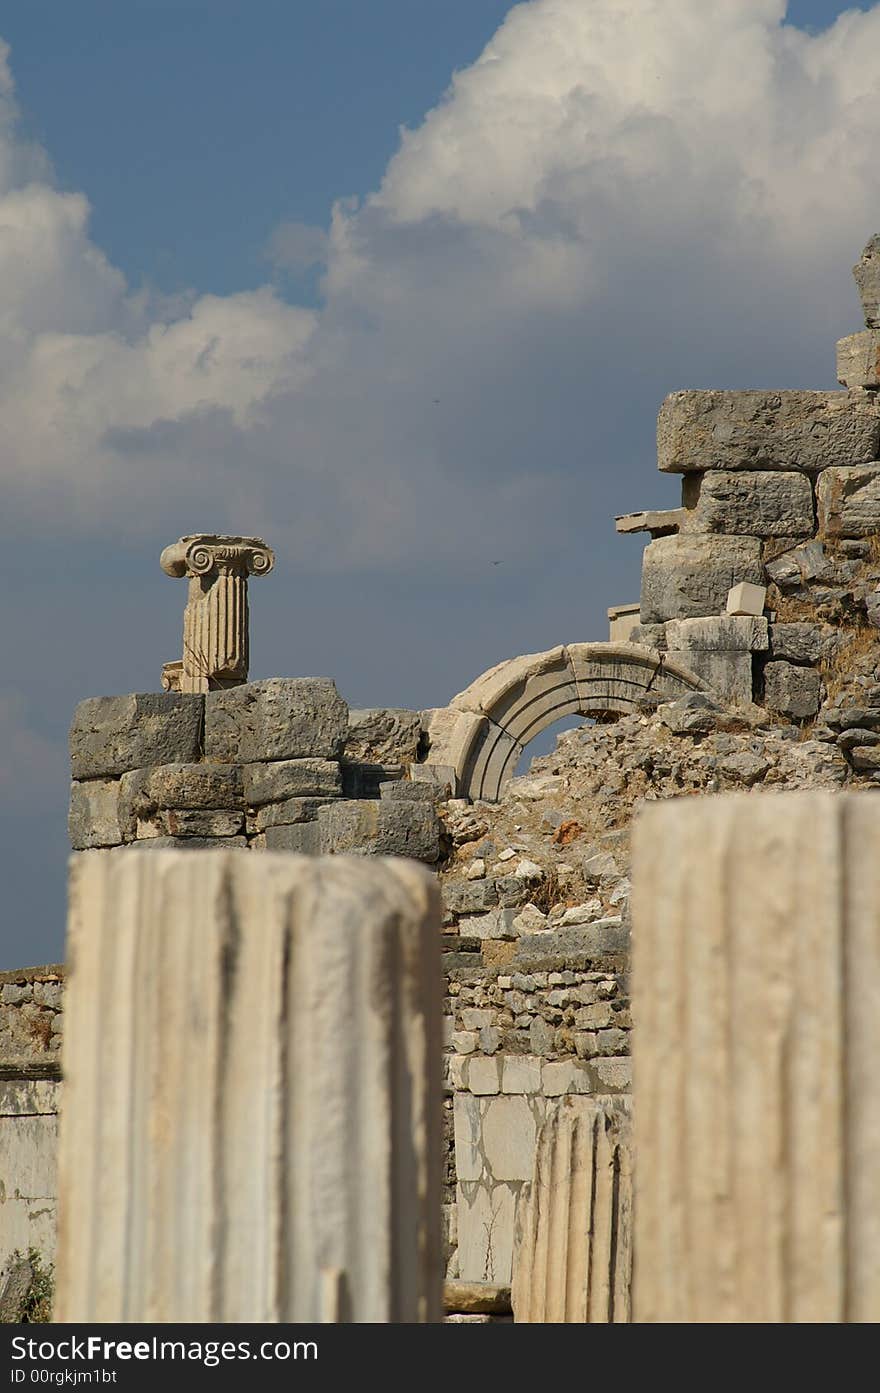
[4,239,880,1322]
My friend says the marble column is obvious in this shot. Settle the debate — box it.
[160,534,274,693]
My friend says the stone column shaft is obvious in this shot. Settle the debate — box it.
[511,1096,632,1323]
[632,792,880,1323]
[55,850,443,1323]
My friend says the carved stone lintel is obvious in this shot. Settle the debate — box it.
[160,534,274,693]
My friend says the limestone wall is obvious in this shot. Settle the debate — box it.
[0,966,64,1275]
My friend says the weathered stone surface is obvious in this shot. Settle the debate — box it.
[684,470,814,536]
[263,822,321,854]
[345,708,423,767]
[765,539,830,588]
[664,649,753,706]
[664,617,768,652]
[0,1079,61,1279]
[817,465,880,538]
[511,1097,632,1323]
[853,234,880,329]
[141,809,244,839]
[658,390,879,473]
[251,797,337,832]
[837,330,880,389]
[514,921,629,963]
[615,509,686,536]
[0,1253,33,1323]
[204,679,348,763]
[318,799,441,863]
[241,758,342,805]
[142,762,243,810]
[657,692,724,733]
[482,1097,538,1181]
[763,661,821,719]
[56,850,442,1323]
[640,534,764,623]
[769,622,829,664]
[68,780,122,849]
[379,780,438,803]
[129,835,248,849]
[606,603,641,642]
[70,693,203,780]
[443,1282,511,1315]
[632,793,880,1321]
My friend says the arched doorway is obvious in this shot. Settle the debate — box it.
[422,642,705,801]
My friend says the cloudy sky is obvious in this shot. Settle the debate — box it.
[0,0,876,965]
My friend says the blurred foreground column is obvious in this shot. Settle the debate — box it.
[55,851,442,1322]
[511,1096,632,1323]
[632,792,880,1322]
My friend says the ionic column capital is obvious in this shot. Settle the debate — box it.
[160,534,275,580]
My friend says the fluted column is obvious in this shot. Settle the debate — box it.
[632,791,880,1323]
[55,850,443,1323]
[511,1096,632,1323]
[160,534,274,693]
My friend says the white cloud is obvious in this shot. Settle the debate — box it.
[1,2,880,568]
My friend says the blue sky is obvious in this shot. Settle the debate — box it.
[0,0,876,965]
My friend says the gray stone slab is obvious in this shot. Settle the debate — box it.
[640,534,764,623]
[70,693,203,780]
[128,836,248,850]
[665,650,753,705]
[854,234,880,329]
[318,800,441,863]
[658,390,879,473]
[683,470,814,536]
[763,661,821,720]
[345,708,422,766]
[664,616,768,652]
[817,465,880,538]
[143,809,245,839]
[241,758,342,805]
[379,780,438,802]
[69,780,122,849]
[263,822,321,854]
[204,679,348,763]
[514,921,630,963]
[769,623,829,664]
[252,797,338,832]
[837,330,880,389]
[143,762,243,810]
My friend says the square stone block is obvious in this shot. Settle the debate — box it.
[817,465,880,539]
[204,679,348,763]
[727,582,767,617]
[481,1097,540,1181]
[640,534,763,623]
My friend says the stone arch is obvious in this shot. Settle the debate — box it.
[423,642,706,802]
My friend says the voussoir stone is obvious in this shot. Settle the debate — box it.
[817,465,880,538]
[204,679,348,763]
[683,470,814,536]
[640,534,763,623]
[70,693,203,779]
[241,758,342,805]
[658,390,880,473]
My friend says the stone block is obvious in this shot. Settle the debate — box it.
[443,880,499,915]
[378,780,438,803]
[817,465,880,538]
[318,800,440,864]
[684,470,814,536]
[589,1057,632,1092]
[542,1061,591,1096]
[769,623,828,664]
[453,1094,483,1182]
[252,797,338,832]
[664,616,768,652]
[763,661,821,720]
[56,850,442,1322]
[482,1097,538,1181]
[468,1057,500,1096]
[664,650,753,706]
[263,822,321,853]
[640,534,764,623]
[511,1097,633,1323]
[70,693,203,780]
[515,921,629,963]
[615,510,686,537]
[837,330,880,389]
[853,234,880,329]
[606,602,641,642]
[632,792,880,1321]
[726,581,767,617]
[204,679,348,763]
[143,809,244,839]
[68,780,122,849]
[345,708,423,767]
[241,758,342,806]
[500,1055,542,1095]
[128,836,248,850]
[143,762,243,810]
[657,389,880,473]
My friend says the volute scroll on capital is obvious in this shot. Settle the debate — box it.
[160,534,275,580]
